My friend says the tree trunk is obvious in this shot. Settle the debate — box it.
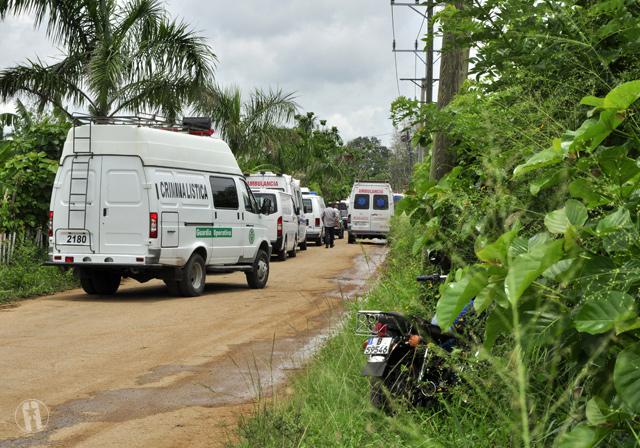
[429,1,470,182]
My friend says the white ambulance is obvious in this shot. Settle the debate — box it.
[252,189,299,260]
[47,117,272,297]
[246,172,308,250]
[301,190,326,246]
[347,181,394,243]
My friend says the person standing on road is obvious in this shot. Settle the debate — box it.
[322,202,340,248]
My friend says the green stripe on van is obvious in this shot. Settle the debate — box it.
[196,227,232,238]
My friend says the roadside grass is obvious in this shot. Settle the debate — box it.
[233,218,515,447]
[0,241,77,303]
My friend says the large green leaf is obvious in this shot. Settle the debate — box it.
[603,80,640,110]
[597,146,640,185]
[568,110,625,154]
[544,200,588,234]
[484,305,511,350]
[476,225,519,265]
[513,140,563,178]
[436,267,489,329]
[595,207,632,235]
[569,178,609,208]
[505,240,564,305]
[614,343,640,414]
[556,424,600,448]
[574,291,636,335]
[585,397,611,426]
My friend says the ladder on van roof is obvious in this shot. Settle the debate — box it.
[67,120,93,230]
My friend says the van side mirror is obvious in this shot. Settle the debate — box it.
[261,198,272,215]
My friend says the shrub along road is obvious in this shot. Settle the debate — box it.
[0,239,386,448]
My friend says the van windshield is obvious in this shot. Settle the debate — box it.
[254,193,277,214]
[303,198,313,214]
[354,194,370,210]
[373,194,389,210]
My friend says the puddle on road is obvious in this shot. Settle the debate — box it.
[0,243,387,448]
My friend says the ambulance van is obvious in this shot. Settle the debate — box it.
[347,181,394,243]
[252,189,299,260]
[47,117,272,297]
[246,172,307,250]
[301,189,326,246]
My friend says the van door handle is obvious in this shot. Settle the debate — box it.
[103,208,107,217]
[167,230,176,233]
[246,224,254,227]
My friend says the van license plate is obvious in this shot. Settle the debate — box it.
[57,230,90,246]
[364,337,392,355]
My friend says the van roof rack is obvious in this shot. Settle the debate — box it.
[72,113,214,135]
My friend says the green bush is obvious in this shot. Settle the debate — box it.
[0,241,77,303]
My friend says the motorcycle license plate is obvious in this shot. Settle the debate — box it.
[364,337,392,355]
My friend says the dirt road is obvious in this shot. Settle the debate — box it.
[0,239,386,447]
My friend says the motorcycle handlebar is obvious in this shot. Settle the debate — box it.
[416,273,447,283]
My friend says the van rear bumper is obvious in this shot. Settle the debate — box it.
[46,251,161,267]
[349,231,389,239]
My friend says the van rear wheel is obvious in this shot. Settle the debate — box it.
[277,238,288,261]
[246,248,269,289]
[288,238,297,258]
[79,275,97,294]
[178,253,206,297]
[348,232,356,244]
[300,238,307,250]
[92,271,121,295]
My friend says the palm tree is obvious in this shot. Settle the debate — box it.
[199,85,297,160]
[0,0,216,120]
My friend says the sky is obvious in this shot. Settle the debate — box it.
[0,1,435,146]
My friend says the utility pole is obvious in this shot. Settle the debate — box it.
[429,0,470,181]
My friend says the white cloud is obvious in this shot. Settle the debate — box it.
[0,1,429,145]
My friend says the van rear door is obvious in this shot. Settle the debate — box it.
[53,157,102,253]
[370,193,391,234]
[99,156,149,255]
[351,193,371,233]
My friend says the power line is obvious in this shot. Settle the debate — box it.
[390,4,401,96]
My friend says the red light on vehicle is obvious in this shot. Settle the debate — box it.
[373,322,388,338]
[315,218,320,227]
[149,212,158,238]
[65,256,74,263]
[136,257,144,262]
[48,211,54,237]
[54,255,62,260]
[277,216,283,238]
[188,129,214,136]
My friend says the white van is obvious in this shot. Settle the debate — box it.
[301,191,326,246]
[348,181,394,243]
[246,172,307,250]
[47,117,272,297]
[252,189,299,260]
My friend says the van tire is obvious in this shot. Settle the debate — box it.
[348,232,356,244]
[277,238,288,261]
[178,253,206,297]
[80,275,97,294]
[246,249,269,289]
[288,238,297,258]
[300,238,307,250]
[92,271,121,295]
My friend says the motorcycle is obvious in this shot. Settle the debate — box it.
[355,273,471,410]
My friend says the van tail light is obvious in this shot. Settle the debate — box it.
[277,216,283,238]
[315,217,320,227]
[48,211,54,237]
[149,212,158,238]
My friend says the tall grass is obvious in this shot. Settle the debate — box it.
[0,241,77,303]
[232,218,520,447]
